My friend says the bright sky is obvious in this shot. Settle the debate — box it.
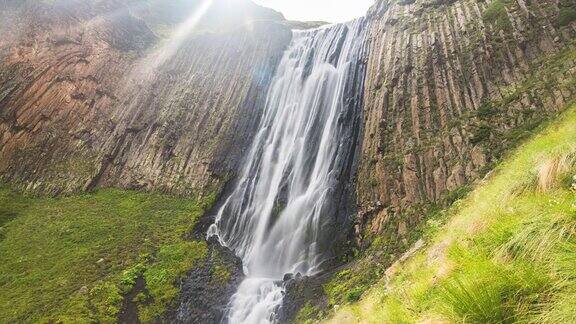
[253,0,374,23]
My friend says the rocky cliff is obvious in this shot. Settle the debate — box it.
[0,0,291,196]
[283,2,575,320]
[1,0,575,321]
[356,0,576,247]
[3,0,574,243]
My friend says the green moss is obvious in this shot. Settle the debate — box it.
[322,255,383,307]
[0,187,215,322]
[483,0,513,32]
[139,241,208,322]
[295,302,323,324]
[557,5,576,27]
[470,123,492,144]
[475,101,498,119]
[210,250,233,286]
[270,201,286,221]
[133,292,148,303]
[444,185,472,206]
[120,263,147,293]
[0,189,29,240]
[89,281,125,322]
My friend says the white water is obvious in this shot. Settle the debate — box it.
[208,19,366,324]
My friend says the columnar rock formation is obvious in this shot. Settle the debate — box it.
[0,0,291,196]
[1,0,575,247]
[356,0,576,245]
[1,1,575,320]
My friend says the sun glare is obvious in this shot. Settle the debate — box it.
[132,0,214,79]
[253,0,374,23]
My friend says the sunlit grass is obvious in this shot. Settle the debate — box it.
[326,103,576,323]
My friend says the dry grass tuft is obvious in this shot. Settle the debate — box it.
[537,148,576,191]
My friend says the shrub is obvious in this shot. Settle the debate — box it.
[557,7,576,27]
[346,288,364,302]
[483,0,512,32]
[471,124,492,144]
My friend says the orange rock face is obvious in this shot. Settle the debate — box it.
[0,0,291,195]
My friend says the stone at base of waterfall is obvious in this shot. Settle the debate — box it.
[282,272,303,282]
[169,238,244,323]
[277,273,329,322]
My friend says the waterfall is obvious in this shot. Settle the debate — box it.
[208,18,367,323]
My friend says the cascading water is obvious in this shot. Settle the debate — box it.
[208,18,367,323]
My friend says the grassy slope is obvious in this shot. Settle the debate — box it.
[0,188,216,323]
[327,102,576,323]
[306,37,576,319]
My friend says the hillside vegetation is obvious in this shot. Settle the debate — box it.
[327,102,576,323]
[0,188,216,322]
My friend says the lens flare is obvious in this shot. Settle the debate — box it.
[133,0,214,79]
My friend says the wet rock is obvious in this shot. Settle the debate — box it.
[283,273,294,282]
[169,237,244,324]
[277,272,330,323]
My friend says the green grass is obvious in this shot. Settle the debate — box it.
[326,102,576,323]
[0,188,216,322]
